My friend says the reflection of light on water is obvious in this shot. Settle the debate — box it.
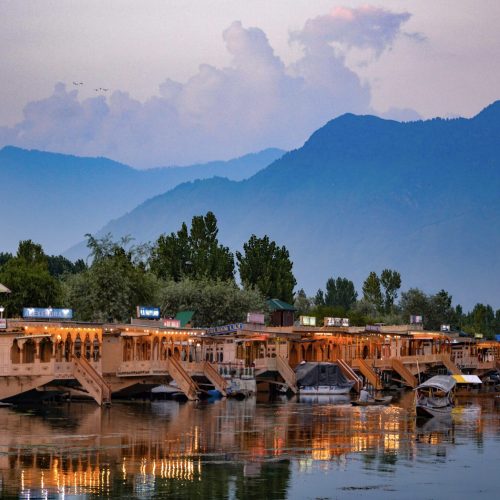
[384,433,399,451]
[311,437,349,461]
[351,435,368,452]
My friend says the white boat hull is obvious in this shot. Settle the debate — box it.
[299,384,353,395]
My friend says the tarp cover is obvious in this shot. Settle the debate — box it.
[295,362,351,387]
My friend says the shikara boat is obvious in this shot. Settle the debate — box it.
[415,375,456,418]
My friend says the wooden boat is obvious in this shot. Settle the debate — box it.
[415,375,456,418]
[351,396,392,406]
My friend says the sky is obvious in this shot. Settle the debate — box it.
[1,0,499,167]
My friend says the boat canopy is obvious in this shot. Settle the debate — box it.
[416,375,456,393]
[295,362,350,387]
[452,374,482,384]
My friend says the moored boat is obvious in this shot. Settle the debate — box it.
[295,362,355,395]
[415,375,456,418]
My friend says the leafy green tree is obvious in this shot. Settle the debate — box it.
[150,212,234,282]
[463,303,496,339]
[0,240,62,316]
[362,271,383,312]
[399,288,428,324]
[149,222,191,281]
[47,255,87,277]
[159,278,265,327]
[324,276,358,310]
[189,212,234,281]
[294,288,312,316]
[380,269,401,313]
[236,235,296,303]
[314,289,325,306]
[0,252,13,267]
[399,288,456,330]
[63,234,159,322]
[427,289,456,330]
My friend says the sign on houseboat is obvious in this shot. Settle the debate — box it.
[22,307,73,319]
[206,323,244,335]
[136,306,161,319]
[300,315,316,326]
[324,317,350,327]
[246,312,265,324]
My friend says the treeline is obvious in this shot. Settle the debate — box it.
[0,212,294,327]
[296,271,500,339]
[0,211,498,337]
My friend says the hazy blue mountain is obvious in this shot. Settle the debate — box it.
[0,146,284,254]
[65,101,500,308]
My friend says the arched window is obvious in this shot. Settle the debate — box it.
[10,340,21,364]
[22,339,36,364]
[74,335,82,358]
[39,338,53,362]
[84,335,92,360]
[56,341,64,362]
[65,335,73,361]
[93,336,100,361]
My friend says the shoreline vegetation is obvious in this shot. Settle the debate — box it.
[1,212,498,338]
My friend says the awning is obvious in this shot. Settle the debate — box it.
[452,374,482,384]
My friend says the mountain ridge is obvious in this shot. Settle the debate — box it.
[64,102,500,308]
[0,146,284,254]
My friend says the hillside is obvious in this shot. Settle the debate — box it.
[0,146,284,253]
[64,101,500,308]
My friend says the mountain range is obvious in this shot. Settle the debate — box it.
[65,101,500,309]
[0,146,284,254]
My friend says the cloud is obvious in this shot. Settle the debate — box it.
[0,7,418,167]
[291,5,416,56]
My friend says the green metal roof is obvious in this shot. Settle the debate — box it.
[175,310,195,327]
[266,299,295,312]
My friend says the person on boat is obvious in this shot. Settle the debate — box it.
[359,386,374,402]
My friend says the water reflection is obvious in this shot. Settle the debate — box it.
[0,393,498,499]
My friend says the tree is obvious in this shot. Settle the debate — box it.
[362,272,383,312]
[463,303,495,339]
[47,255,88,278]
[380,269,401,313]
[159,278,265,327]
[294,288,312,316]
[63,234,159,322]
[150,212,234,282]
[0,252,13,267]
[400,288,456,330]
[324,276,357,310]
[314,289,325,306]
[0,240,62,317]
[149,223,191,281]
[236,235,296,304]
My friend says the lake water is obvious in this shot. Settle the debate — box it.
[0,392,499,499]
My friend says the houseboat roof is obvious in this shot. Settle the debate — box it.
[266,299,295,311]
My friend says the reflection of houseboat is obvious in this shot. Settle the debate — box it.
[295,362,355,395]
[415,376,456,418]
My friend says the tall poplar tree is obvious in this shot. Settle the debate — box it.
[362,271,383,312]
[236,235,296,303]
